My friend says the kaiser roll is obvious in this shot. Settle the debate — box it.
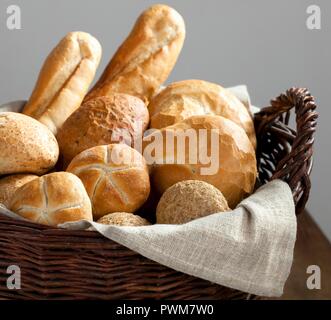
[9,172,92,226]
[56,94,149,166]
[143,115,257,208]
[156,180,230,224]
[0,174,38,207]
[67,144,150,219]
[0,112,59,175]
[148,80,256,149]
[97,212,151,227]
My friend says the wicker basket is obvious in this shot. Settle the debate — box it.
[0,88,318,300]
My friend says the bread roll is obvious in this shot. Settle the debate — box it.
[0,174,38,207]
[156,180,230,224]
[0,112,59,175]
[67,144,150,219]
[143,115,257,208]
[9,172,92,226]
[148,80,256,148]
[84,4,185,104]
[97,212,150,227]
[23,32,102,134]
[56,94,149,166]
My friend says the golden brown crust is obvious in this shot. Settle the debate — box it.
[67,144,150,219]
[0,174,38,207]
[143,115,257,208]
[84,4,185,104]
[156,180,230,224]
[23,32,102,134]
[148,80,256,149]
[56,94,149,167]
[0,112,59,175]
[9,172,92,226]
[97,212,151,227]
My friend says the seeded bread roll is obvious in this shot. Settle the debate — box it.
[84,4,185,104]
[67,144,150,219]
[0,112,59,175]
[143,115,257,208]
[0,174,38,207]
[148,80,256,149]
[9,172,92,226]
[23,32,102,134]
[56,94,149,167]
[156,180,230,224]
[97,212,150,227]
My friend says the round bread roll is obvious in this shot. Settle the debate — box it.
[0,174,38,207]
[148,80,256,148]
[9,172,92,226]
[67,144,150,219]
[97,212,150,227]
[0,112,59,175]
[156,180,230,224]
[56,94,149,166]
[143,115,257,208]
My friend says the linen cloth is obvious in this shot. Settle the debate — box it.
[0,180,297,297]
[0,86,297,297]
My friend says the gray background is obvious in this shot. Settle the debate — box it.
[0,0,330,239]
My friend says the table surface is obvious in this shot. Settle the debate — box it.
[279,212,331,300]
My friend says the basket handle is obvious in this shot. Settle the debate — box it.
[254,88,318,214]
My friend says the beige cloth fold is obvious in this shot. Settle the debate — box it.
[0,180,296,297]
[57,180,296,297]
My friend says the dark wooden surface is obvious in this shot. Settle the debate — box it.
[279,212,331,300]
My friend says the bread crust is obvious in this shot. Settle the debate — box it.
[149,80,256,149]
[97,212,150,226]
[67,144,150,219]
[156,180,230,224]
[23,32,102,134]
[9,172,92,226]
[0,174,38,207]
[84,4,185,104]
[143,115,257,208]
[0,112,59,175]
[56,94,149,166]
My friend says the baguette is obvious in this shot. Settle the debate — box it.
[84,4,185,104]
[23,32,102,134]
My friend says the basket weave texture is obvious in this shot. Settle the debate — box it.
[0,88,318,299]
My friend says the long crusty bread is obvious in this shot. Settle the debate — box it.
[84,4,185,104]
[23,32,102,134]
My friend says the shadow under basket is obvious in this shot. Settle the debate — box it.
[0,88,318,300]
